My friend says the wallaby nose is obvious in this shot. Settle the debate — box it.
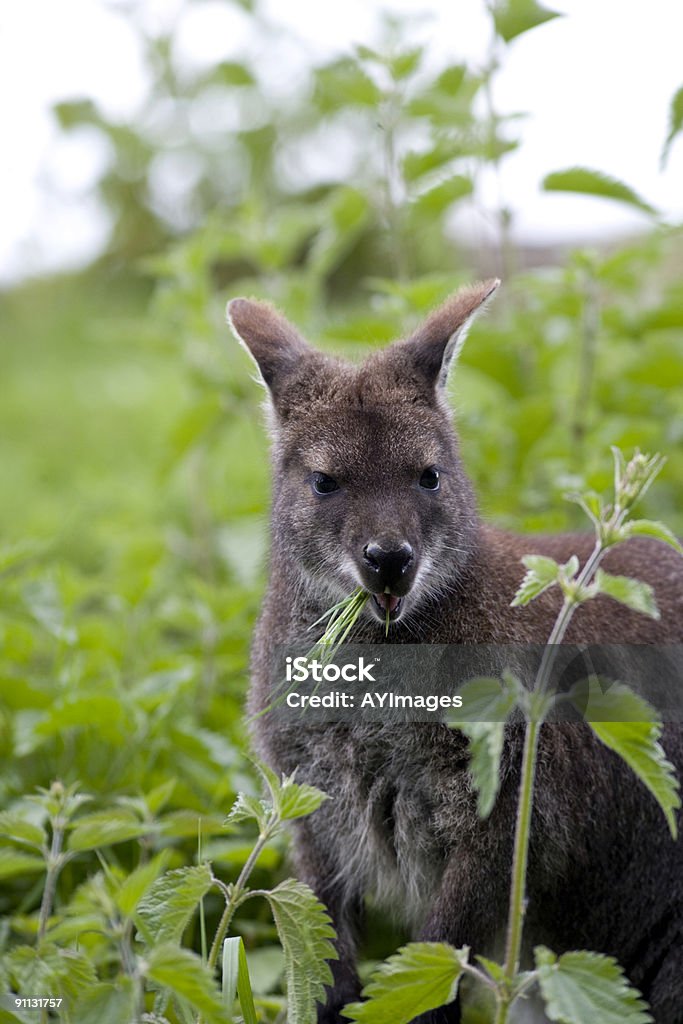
[362,540,414,591]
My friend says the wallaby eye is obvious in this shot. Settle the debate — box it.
[312,472,340,495]
[419,466,440,491]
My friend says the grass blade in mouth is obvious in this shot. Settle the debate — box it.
[312,587,370,662]
[250,588,370,719]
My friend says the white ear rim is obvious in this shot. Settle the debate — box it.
[438,278,500,387]
[225,298,269,392]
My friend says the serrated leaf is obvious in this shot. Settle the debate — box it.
[115,851,170,918]
[226,791,270,829]
[661,85,683,166]
[542,168,657,215]
[145,943,230,1024]
[72,979,137,1024]
[454,675,523,723]
[450,676,521,818]
[511,554,561,606]
[535,946,652,1024]
[136,863,214,944]
[343,942,466,1024]
[622,520,683,554]
[493,0,560,42]
[264,879,337,1024]
[0,813,46,850]
[68,810,152,852]
[8,944,96,1004]
[570,679,680,838]
[278,780,328,821]
[591,570,659,619]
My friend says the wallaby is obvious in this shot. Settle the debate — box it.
[228,281,683,1024]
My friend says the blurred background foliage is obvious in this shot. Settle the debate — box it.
[1,0,682,1019]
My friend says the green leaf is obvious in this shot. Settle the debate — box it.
[145,943,230,1024]
[661,85,683,166]
[511,554,561,606]
[226,792,270,830]
[264,879,338,1024]
[309,187,370,278]
[388,49,423,81]
[570,679,680,838]
[0,813,46,850]
[212,61,255,87]
[72,979,137,1024]
[277,779,328,822]
[68,809,152,852]
[0,848,45,880]
[542,168,657,216]
[136,863,214,944]
[565,490,603,526]
[622,519,683,554]
[115,850,170,918]
[52,98,99,129]
[144,778,177,815]
[402,139,463,184]
[535,946,652,1024]
[314,58,381,113]
[434,64,467,94]
[255,760,327,820]
[222,936,258,1024]
[22,578,76,644]
[475,955,507,984]
[450,676,523,817]
[493,0,561,42]
[7,944,96,1004]
[590,570,659,619]
[343,942,466,1024]
[411,176,472,217]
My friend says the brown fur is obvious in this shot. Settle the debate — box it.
[228,284,683,1024]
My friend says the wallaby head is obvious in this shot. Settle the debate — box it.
[228,280,499,626]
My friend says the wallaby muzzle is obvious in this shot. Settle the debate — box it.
[359,537,417,619]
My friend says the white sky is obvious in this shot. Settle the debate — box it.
[1,0,683,283]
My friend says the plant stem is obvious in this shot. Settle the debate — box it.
[496,521,622,1020]
[494,719,540,1024]
[37,816,66,942]
[207,819,276,971]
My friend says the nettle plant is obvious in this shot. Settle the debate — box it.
[322,449,681,1024]
[0,770,335,1024]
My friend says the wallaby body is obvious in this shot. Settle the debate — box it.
[229,283,683,1024]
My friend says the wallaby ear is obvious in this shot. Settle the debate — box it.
[402,279,500,388]
[227,298,311,393]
